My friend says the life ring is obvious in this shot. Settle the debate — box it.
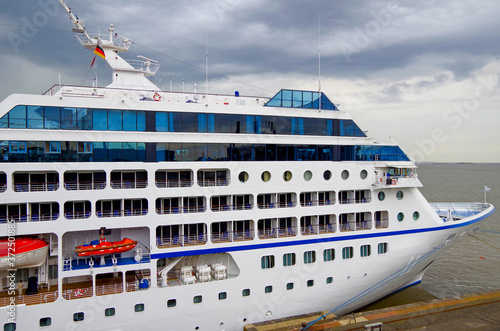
[153,92,161,101]
[74,288,83,298]
[392,179,396,185]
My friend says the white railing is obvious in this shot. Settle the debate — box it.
[430,202,490,220]
[1,290,58,306]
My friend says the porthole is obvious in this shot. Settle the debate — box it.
[238,171,249,183]
[378,191,385,201]
[397,212,404,222]
[40,317,52,327]
[261,171,271,182]
[304,170,312,181]
[341,170,349,180]
[396,191,404,200]
[283,171,292,181]
[167,299,176,307]
[413,211,420,220]
[360,169,368,179]
[134,303,145,312]
[104,308,115,317]
[323,170,332,180]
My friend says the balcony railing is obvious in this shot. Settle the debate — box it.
[0,213,58,223]
[96,208,147,218]
[1,290,58,307]
[110,180,147,189]
[64,181,106,190]
[211,230,254,243]
[13,182,59,192]
[155,179,193,188]
[157,234,207,248]
[258,227,297,239]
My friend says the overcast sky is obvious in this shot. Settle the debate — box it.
[1,0,499,162]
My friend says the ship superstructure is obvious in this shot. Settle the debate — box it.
[0,2,494,330]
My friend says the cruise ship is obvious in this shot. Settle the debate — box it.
[0,2,495,330]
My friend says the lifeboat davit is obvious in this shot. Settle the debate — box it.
[75,237,137,257]
[0,237,49,270]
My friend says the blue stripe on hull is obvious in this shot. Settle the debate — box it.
[151,207,495,259]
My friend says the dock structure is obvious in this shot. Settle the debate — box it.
[244,289,500,331]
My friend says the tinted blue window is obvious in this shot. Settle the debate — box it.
[93,109,107,131]
[108,109,122,131]
[297,118,305,135]
[0,116,8,128]
[61,107,77,130]
[219,114,231,133]
[137,142,146,161]
[169,112,181,132]
[123,142,136,161]
[254,116,262,134]
[93,142,107,161]
[9,105,26,128]
[156,143,168,161]
[198,113,207,132]
[77,108,93,130]
[27,106,44,129]
[137,111,146,131]
[44,107,60,129]
[123,110,136,131]
[156,112,168,132]
[108,142,123,161]
[207,114,216,133]
[245,115,254,134]
[232,114,245,133]
[327,119,333,136]
[182,113,196,132]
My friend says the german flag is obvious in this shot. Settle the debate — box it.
[94,44,105,59]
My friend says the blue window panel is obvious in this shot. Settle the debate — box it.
[61,107,77,130]
[207,113,216,133]
[108,109,122,131]
[232,114,245,133]
[207,144,221,161]
[77,108,93,130]
[254,116,262,134]
[137,111,146,131]
[245,115,254,134]
[297,118,305,135]
[327,119,333,136]
[169,112,181,132]
[137,142,146,161]
[108,142,123,161]
[282,90,292,101]
[44,107,60,129]
[93,142,107,161]
[123,110,137,131]
[156,112,168,132]
[182,113,196,132]
[0,116,8,128]
[290,118,298,135]
[9,105,27,128]
[156,143,168,161]
[198,113,207,132]
[27,106,44,129]
[219,114,231,133]
[266,90,283,107]
[9,105,26,119]
[93,109,107,131]
[123,142,136,161]
[276,116,291,135]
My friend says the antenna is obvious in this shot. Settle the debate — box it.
[205,34,209,99]
[318,18,321,93]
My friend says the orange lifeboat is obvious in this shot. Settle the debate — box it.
[0,237,49,270]
[75,237,137,257]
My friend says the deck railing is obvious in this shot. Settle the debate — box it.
[0,290,58,306]
[13,182,59,192]
[155,179,193,188]
[64,181,106,190]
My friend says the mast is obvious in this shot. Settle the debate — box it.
[57,0,161,90]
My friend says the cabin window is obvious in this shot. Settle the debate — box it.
[3,323,16,331]
[307,280,314,287]
[218,292,227,300]
[242,289,250,297]
[261,171,271,182]
[283,170,292,181]
[265,285,273,293]
[341,170,349,180]
[39,317,51,327]
[378,191,385,201]
[326,277,333,284]
[397,212,404,222]
[286,282,294,290]
[342,247,354,259]
[104,308,115,317]
[323,249,335,262]
[323,170,331,180]
[304,251,316,264]
[378,243,388,255]
[73,312,84,322]
[261,255,275,269]
[193,296,202,304]
[238,171,249,183]
[413,211,420,220]
[134,303,145,312]
[167,299,176,308]
[360,244,371,257]
[396,191,404,200]
[360,169,368,179]
[303,170,312,181]
[283,253,296,266]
